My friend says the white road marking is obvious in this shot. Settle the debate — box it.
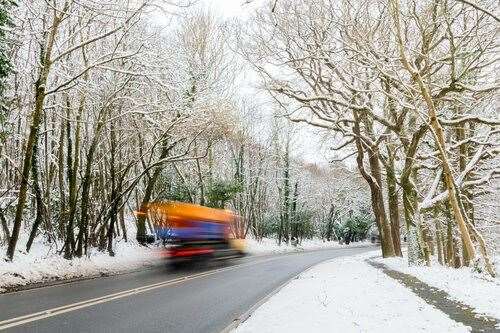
[0,256,282,331]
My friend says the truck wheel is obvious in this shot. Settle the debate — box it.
[168,261,183,270]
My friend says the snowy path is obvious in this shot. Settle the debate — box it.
[368,260,499,332]
[374,255,500,321]
[234,252,471,333]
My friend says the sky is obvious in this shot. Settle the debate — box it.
[150,0,338,167]
[198,0,267,18]
[204,0,340,166]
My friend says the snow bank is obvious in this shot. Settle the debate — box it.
[0,239,160,292]
[245,237,369,255]
[234,251,468,333]
[375,256,500,321]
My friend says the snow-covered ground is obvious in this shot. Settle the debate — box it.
[234,251,469,333]
[375,255,500,321]
[0,236,360,292]
[0,239,160,292]
[245,237,369,255]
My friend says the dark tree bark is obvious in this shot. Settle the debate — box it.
[57,113,66,239]
[7,25,55,260]
[75,115,104,257]
[0,207,10,244]
[352,111,395,257]
[386,146,402,256]
[63,95,84,259]
[136,139,172,244]
[26,135,46,252]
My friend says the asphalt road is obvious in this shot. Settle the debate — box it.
[0,246,375,333]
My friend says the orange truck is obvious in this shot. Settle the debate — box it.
[137,201,246,266]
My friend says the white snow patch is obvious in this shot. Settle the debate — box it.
[0,239,161,292]
[234,251,469,333]
[245,237,370,255]
[375,255,500,321]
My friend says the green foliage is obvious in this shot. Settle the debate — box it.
[290,209,315,241]
[206,179,243,208]
[154,171,193,203]
[0,0,14,79]
[0,0,15,143]
[335,213,373,243]
[257,215,281,238]
[254,210,315,244]
[165,182,193,202]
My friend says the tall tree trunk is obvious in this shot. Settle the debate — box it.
[7,49,49,261]
[282,141,291,245]
[352,109,395,257]
[26,135,46,252]
[436,226,444,265]
[290,181,299,241]
[368,147,395,257]
[136,140,171,243]
[0,207,10,244]
[386,146,402,256]
[399,125,427,265]
[75,147,96,257]
[392,3,477,266]
[194,141,205,206]
[401,171,427,265]
[63,94,84,259]
[75,115,104,257]
[455,125,472,266]
[42,110,54,239]
[6,0,66,261]
[119,206,127,242]
[107,121,117,256]
[57,116,66,239]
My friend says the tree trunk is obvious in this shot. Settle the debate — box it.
[398,35,475,263]
[63,95,84,259]
[401,175,425,265]
[7,62,49,260]
[6,0,65,261]
[436,227,444,265]
[194,141,205,206]
[26,135,46,252]
[367,148,395,257]
[391,2,497,275]
[282,141,291,245]
[75,117,104,257]
[386,148,402,256]
[57,116,66,239]
[136,140,171,243]
[352,110,395,257]
[119,207,127,242]
[446,212,456,267]
[107,121,117,256]
[0,207,10,244]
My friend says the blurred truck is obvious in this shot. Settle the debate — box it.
[137,201,246,267]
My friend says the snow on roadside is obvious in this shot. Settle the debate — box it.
[245,237,369,255]
[0,239,160,292]
[234,251,469,333]
[375,255,500,321]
